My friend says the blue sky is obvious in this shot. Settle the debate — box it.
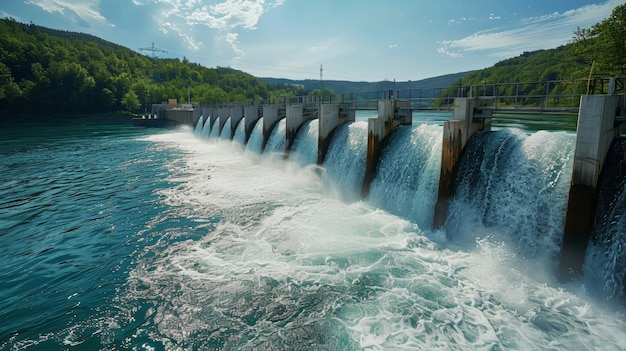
[2,0,624,81]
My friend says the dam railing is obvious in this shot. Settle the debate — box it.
[198,76,626,115]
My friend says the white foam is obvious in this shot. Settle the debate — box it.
[130,129,626,350]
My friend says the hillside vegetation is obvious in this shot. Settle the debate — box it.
[0,18,469,117]
[261,71,471,94]
[0,18,299,115]
[443,3,626,105]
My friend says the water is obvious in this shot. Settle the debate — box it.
[220,118,232,142]
[289,120,319,167]
[209,117,221,139]
[245,118,264,155]
[264,119,287,155]
[368,124,443,230]
[200,116,212,139]
[322,121,368,203]
[1,119,625,350]
[193,116,204,136]
[445,129,575,261]
[584,138,626,301]
[232,119,246,146]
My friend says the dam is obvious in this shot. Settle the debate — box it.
[165,78,625,302]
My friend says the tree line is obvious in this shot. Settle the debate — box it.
[0,18,304,115]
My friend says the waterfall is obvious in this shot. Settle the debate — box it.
[200,117,212,139]
[193,116,204,136]
[367,123,443,230]
[233,119,246,146]
[209,117,221,139]
[245,118,264,155]
[265,119,287,155]
[195,111,623,303]
[219,118,232,142]
[583,138,626,301]
[322,121,368,203]
[445,128,575,259]
[289,120,318,167]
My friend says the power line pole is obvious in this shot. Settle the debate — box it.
[139,42,167,82]
[320,64,324,102]
[139,42,167,59]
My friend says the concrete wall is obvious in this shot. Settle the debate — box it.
[560,94,620,278]
[209,111,219,129]
[262,105,283,152]
[317,103,355,164]
[193,107,202,126]
[230,106,244,138]
[286,104,312,155]
[164,109,194,126]
[571,95,620,188]
[318,104,339,164]
[361,100,412,197]
[218,107,230,135]
[244,105,261,144]
[433,98,491,228]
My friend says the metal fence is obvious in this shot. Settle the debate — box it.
[203,76,626,113]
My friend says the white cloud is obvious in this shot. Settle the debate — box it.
[159,21,200,51]
[152,0,284,57]
[437,0,622,59]
[309,45,328,51]
[27,0,109,26]
[223,32,244,58]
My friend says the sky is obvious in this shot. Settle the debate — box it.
[2,0,625,82]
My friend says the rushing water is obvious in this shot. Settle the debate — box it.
[1,116,625,350]
[232,119,246,146]
[289,120,319,167]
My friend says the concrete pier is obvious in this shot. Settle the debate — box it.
[318,103,355,164]
[559,94,620,278]
[244,105,261,144]
[218,107,230,135]
[285,104,306,155]
[262,105,284,152]
[209,111,219,130]
[230,106,244,138]
[361,99,412,197]
[193,107,202,126]
[433,98,492,228]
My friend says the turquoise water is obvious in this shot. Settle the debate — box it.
[1,120,625,350]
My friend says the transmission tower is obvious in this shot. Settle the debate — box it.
[139,42,167,82]
[139,42,167,59]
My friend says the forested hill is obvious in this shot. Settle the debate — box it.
[451,3,626,90]
[0,18,293,116]
[260,71,472,93]
[0,17,474,117]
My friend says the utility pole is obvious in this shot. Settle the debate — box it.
[138,43,167,110]
[320,64,324,102]
[139,42,167,83]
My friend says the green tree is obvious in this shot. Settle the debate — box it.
[574,3,626,74]
[121,90,140,112]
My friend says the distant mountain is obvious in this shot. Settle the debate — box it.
[260,71,473,94]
